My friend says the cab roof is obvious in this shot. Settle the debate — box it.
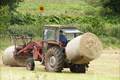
[44,25,76,29]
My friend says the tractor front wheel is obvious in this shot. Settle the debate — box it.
[45,47,64,72]
[26,58,35,71]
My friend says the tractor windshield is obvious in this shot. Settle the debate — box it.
[43,29,55,41]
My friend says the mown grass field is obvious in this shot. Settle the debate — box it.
[0,50,119,80]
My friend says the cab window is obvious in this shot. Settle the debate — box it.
[43,29,55,41]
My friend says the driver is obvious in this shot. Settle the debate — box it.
[59,30,68,44]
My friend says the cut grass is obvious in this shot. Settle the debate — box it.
[0,49,119,80]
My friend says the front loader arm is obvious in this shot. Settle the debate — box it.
[16,41,41,55]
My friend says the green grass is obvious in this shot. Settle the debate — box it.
[99,36,120,49]
[0,38,14,51]
[105,23,120,29]
[16,0,100,16]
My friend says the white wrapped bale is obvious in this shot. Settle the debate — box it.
[2,46,26,66]
[66,33,102,64]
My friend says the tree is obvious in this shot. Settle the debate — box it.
[0,0,23,12]
[0,0,24,38]
[101,0,120,14]
[0,6,11,37]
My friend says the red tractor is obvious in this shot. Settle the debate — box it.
[14,25,89,73]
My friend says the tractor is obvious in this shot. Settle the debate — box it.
[14,25,89,73]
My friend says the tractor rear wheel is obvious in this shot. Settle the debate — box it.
[70,64,88,73]
[45,47,64,72]
[26,58,35,71]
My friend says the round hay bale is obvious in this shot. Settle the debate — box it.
[2,46,26,67]
[66,33,102,64]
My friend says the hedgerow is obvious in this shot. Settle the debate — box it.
[8,13,119,39]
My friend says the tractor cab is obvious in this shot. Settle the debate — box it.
[42,25,83,55]
[42,25,83,42]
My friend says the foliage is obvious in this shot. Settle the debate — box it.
[85,0,102,7]
[9,13,45,37]
[105,26,120,39]
[101,0,120,14]
[11,13,37,25]
[99,35,120,48]
[85,14,106,36]
[102,15,120,24]
[0,0,24,38]
[0,0,23,12]
[9,25,35,37]
[0,6,11,37]
[8,13,120,38]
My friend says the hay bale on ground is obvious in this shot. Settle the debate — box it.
[2,46,26,67]
[66,33,102,64]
